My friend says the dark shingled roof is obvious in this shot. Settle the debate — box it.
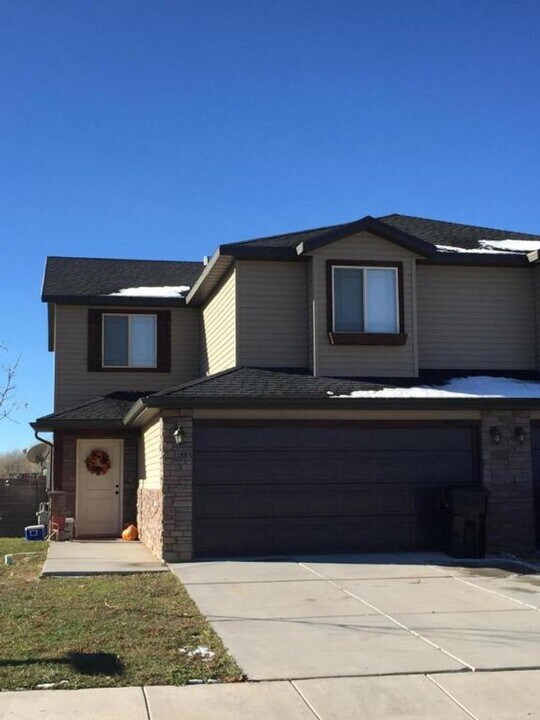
[32,369,540,429]
[32,391,147,429]
[380,214,540,250]
[42,257,204,306]
[220,223,343,252]
[153,367,392,399]
[41,214,540,310]
[146,367,540,402]
[221,213,540,255]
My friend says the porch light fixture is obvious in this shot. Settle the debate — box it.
[515,426,525,445]
[173,423,185,446]
[490,426,501,445]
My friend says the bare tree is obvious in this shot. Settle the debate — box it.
[0,345,25,421]
[0,449,37,476]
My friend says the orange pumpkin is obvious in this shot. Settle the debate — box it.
[122,524,138,541]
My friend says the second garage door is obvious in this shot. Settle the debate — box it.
[193,421,479,558]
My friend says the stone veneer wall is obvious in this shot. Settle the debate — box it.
[137,487,163,558]
[481,410,536,554]
[161,412,193,562]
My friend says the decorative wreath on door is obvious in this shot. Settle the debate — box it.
[85,449,112,476]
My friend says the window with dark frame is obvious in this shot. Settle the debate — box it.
[87,308,171,372]
[327,260,407,345]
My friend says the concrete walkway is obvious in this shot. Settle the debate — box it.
[3,670,540,719]
[170,552,540,681]
[41,540,167,576]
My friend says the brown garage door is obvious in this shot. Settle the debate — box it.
[193,421,479,558]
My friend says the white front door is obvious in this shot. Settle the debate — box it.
[76,439,123,536]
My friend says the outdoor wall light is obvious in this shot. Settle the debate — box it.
[515,427,525,445]
[490,426,501,445]
[173,423,185,446]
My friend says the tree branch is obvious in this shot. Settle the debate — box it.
[0,345,25,422]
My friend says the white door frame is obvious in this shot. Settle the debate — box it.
[75,438,124,536]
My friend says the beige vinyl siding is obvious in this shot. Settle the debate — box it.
[311,231,419,377]
[138,416,162,489]
[417,265,536,369]
[236,261,308,367]
[54,305,200,411]
[201,268,236,375]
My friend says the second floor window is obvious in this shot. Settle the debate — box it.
[102,313,157,368]
[332,266,399,333]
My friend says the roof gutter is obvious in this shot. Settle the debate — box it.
[30,419,130,432]
[41,295,188,307]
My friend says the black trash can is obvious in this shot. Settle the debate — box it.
[441,486,488,559]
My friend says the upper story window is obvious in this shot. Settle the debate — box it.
[327,261,407,345]
[103,314,157,368]
[88,309,171,372]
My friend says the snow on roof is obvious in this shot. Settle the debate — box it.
[108,285,191,298]
[435,244,509,255]
[436,239,540,255]
[479,239,540,252]
[331,376,540,399]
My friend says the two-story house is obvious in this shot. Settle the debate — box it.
[32,214,540,562]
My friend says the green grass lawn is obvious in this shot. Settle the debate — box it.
[0,538,242,691]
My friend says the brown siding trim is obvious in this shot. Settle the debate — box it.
[87,309,171,373]
[87,309,102,371]
[329,332,407,346]
[325,260,405,342]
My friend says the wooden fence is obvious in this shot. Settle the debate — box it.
[0,475,48,536]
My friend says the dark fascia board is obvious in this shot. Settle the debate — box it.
[47,303,55,352]
[30,419,131,432]
[41,294,188,307]
[123,394,540,423]
[296,216,437,258]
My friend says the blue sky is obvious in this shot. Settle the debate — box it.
[1,0,540,451]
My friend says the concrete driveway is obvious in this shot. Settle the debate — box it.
[4,553,540,719]
[170,552,540,681]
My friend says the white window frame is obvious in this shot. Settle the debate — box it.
[102,313,158,368]
[331,265,400,334]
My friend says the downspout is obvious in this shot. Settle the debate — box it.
[34,431,54,493]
